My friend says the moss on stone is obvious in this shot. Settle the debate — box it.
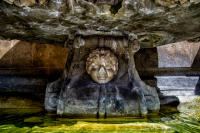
[178,96,200,121]
[0,122,173,133]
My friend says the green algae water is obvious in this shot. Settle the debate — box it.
[0,98,200,133]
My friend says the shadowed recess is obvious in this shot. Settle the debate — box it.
[110,1,122,14]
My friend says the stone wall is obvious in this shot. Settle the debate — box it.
[156,41,200,102]
[157,41,200,68]
[0,40,68,109]
[0,40,68,75]
[135,41,200,103]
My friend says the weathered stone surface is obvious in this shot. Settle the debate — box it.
[155,41,200,103]
[135,42,200,79]
[3,0,46,6]
[20,0,36,7]
[0,40,69,105]
[45,35,160,117]
[155,0,199,8]
[0,40,68,74]
[3,0,15,5]
[157,41,200,68]
[0,0,200,47]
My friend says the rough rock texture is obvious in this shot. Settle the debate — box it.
[3,0,46,6]
[155,0,199,7]
[0,0,200,47]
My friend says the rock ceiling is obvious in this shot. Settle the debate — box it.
[0,0,200,48]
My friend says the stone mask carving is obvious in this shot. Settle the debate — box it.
[86,49,118,84]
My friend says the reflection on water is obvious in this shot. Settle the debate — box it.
[0,98,200,133]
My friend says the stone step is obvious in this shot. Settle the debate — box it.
[160,90,195,96]
[156,76,199,88]
[158,86,196,90]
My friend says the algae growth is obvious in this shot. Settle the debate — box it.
[0,97,200,133]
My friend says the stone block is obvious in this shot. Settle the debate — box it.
[157,41,200,68]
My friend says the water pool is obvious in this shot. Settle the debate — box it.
[0,98,200,133]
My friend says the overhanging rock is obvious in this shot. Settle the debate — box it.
[0,0,200,47]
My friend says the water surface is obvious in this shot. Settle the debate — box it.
[0,99,200,133]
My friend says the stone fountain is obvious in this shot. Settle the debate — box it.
[45,34,160,117]
[1,0,200,117]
